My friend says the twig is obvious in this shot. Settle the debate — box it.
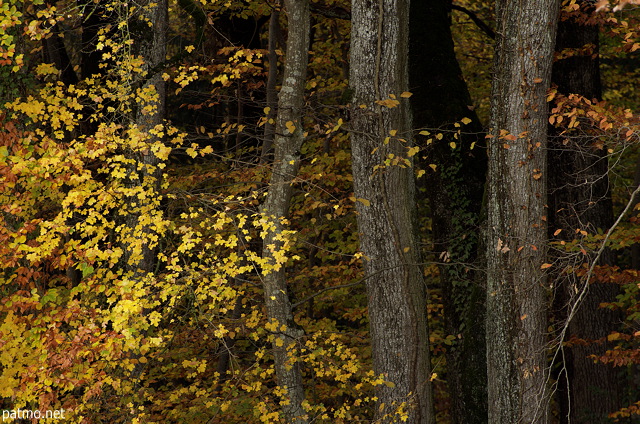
[451,4,496,40]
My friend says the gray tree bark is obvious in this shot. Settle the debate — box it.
[260,1,310,423]
[349,0,435,422]
[486,1,560,423]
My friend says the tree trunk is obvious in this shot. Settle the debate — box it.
[409,1,487,422]
[549,3,623,422]
[349,0,434,422]
[260,5,280,164]
[42,2,78,87]
[122,0,167,276]
[486,1,560,423]
[260,1,310,422]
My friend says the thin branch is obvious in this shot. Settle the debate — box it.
[451,4,496,40]
[292,279,364,310]
[309,4,351,20]
[292,260,480,310]
[545,182,640,421]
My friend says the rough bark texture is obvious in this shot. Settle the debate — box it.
[549,4,622,422]
[260,1,310,423]
[409,1,487,422]
[350,0,434,422]
[487,1,560,423]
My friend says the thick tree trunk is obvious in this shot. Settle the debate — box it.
[349,0,434,422]
[260,1,310,423]
[549,3,622,422]
[409,1,487,422]
[486,1,560,423]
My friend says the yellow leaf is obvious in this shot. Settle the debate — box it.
[186,147,197,158]
[375,98,400,108]
[541,263,552,269]
[356,198,371,207]
[400,91,413,98]
[285,121,296,134]
[389,129,398,136]
[429,164,437,171]
[461,117,472,125]
[35,63,59,76]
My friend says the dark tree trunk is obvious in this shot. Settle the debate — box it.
[260,1,310,422]
[409,1,487,422]
[260,5,280,163]
[350,0,435,422]
[486,0,560,423]
[549,3,623,422]
[122,0,167,276]
[42,13,77,86]
[80,1,115,81]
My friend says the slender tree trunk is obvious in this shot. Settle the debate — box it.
[409,1,487,422]
[123,0,167,276]
[260,1,310,422]
[549,3,622,422]
[42,2,78,87]
[80,1,114,81]
[486,1,560,423]
[260,4,280,163]
[350,0,434,422]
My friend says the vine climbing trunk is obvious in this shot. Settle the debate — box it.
[349,0,435,422]
[409,1,487,422]
[260,0,310,423]
[486,0,560,423]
